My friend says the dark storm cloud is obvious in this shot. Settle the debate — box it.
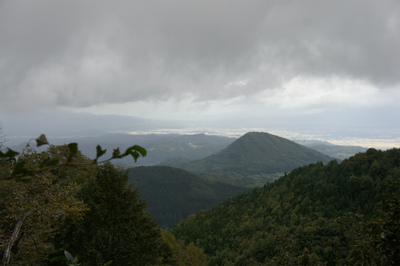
[0,0,399,113]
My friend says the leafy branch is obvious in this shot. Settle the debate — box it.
[0,134,147,181]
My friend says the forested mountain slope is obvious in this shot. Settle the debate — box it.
[170,148,400,265]
[128,166,250,228]
[178,132,332,176]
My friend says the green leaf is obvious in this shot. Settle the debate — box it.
[95,145,106,161]
[64,251,74,263]
[123,145,147,157]
[72,255,79,264]
[129,151,140,162]
[121,145,146,162]
[35,134,49,147]
[133,145,147,157]
[112,148,121,158]
[0,149,19,158]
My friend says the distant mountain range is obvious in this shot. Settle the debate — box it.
[293,139,367,160]
[6,130,366,170]
[171,132,332,177]
[1,109,186,139]
[6,133,235,167]
[3,110,369,164]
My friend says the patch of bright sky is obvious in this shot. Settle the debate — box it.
[70,74,400,122]
[264,76,388,109]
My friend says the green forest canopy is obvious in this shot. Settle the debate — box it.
[128,166,251,228]
[170,148,400,265]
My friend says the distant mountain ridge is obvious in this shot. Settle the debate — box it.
[293,139,367,160]
[176,132,332,176]
[8,133,235,168]
[8,130,365,171]
[1,110,183,138]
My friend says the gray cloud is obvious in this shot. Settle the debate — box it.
[0,0,399,114]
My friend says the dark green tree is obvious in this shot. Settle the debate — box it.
[346,180,400,265]
[53,163,166,265]
[0,134,147,265]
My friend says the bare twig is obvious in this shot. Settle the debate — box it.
[1,210,34,266]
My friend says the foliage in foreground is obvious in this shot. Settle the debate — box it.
[0,145,93,265]
[52,163,166,265]
[0,135,206,265]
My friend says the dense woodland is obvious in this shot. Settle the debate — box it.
[128,166,250,228]
[170,148,400,265]
[1,131,399,265]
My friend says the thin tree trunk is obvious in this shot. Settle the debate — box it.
[1,210,33,266]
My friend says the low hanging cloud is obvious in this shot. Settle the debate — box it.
[0,0,399,114]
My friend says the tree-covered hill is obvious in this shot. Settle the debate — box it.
[128,166,251,228]
[170,148,400,265]
[177,132,332,177]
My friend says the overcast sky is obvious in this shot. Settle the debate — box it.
[1,1,399,135]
